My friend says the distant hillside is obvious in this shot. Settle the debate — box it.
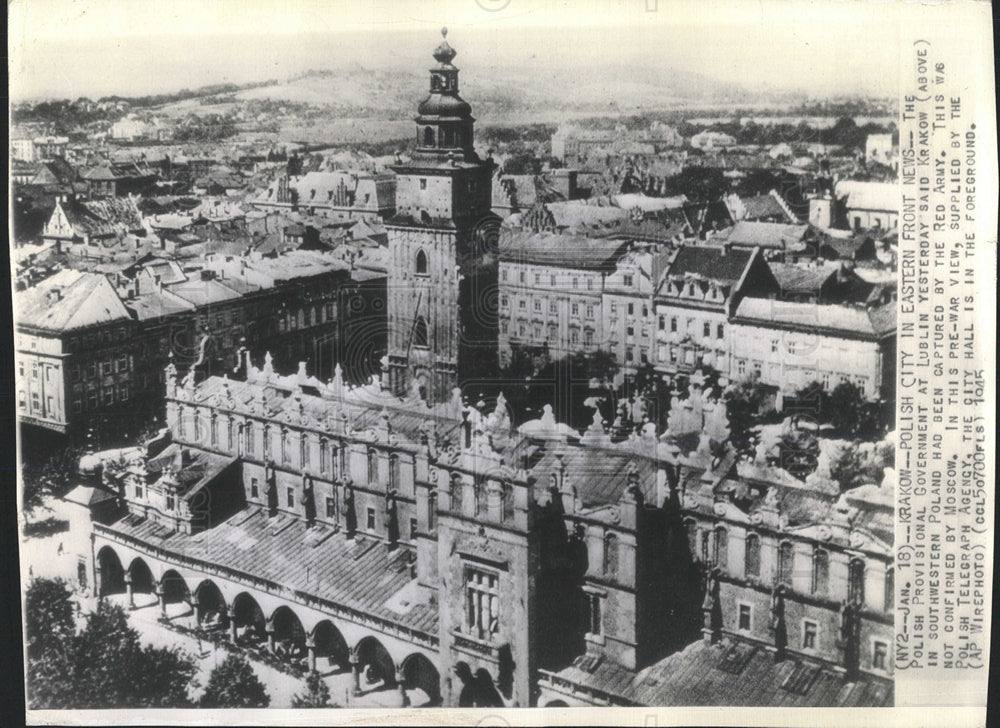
[153,61,768,120]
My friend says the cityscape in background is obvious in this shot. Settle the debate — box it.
[15,20,897,710]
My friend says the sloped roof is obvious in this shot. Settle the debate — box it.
[543,636,892,706]
[16,270,131,332]
[612,194,688,213]
[739,193,788,221]
[661,246,754,286]
[104,506,438,636]
[733,297,896,338]
[125,287,196,321]
[59,197,144,237]
[529,445,657,508]
[498,231,630,270]
[723,221,810,250]
[834,181,898,212]
[545,201,628,229]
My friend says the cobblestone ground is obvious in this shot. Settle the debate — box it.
[20,497,428,709]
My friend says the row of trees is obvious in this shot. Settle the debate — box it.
[25,578,337,708]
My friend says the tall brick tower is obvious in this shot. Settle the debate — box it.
[386,28,499,403]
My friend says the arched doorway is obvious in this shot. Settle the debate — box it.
[270,606,306,664]
[401,653,441,706]
[159,569,190,617]
[311,620,350,674]
[232,593,267,648]
[194,580,228,633]
[355,636,396,691]
[96,546,125,597]
[127,557,156,608]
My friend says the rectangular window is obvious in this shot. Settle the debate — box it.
[571,303,579,316]
[588,593,603,635]
[802,621,818,650]
[366,507,376,531]
[419,178,427,190]
[287,487,295,508]
[623,274,633,287]
[812,548,829,595]
[410,517,418,540]
[670,317,677,333]
[738,603,752,632]
[166,495,175,511]
[534,299,541,311]
[771,339,779,353]
[251,478,259,499]
[703,322,711,338]
[717,323,724,339]
[549,300,557,314]
[465,567,500,640]
[872,641,888,670]
[745,534,761,578]
[135,484,143,499]
[326,497,336,519]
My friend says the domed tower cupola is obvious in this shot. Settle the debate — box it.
[415,27,478,160]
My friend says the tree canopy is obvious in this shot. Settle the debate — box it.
[200,653,270,708]
[25,581,198,709]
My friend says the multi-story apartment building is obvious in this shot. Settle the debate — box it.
[16,271,137,433]
[728,295,897,407]
[16,251,386,434]
[652,245,778,378]
[70,350,892,709]
[498,230,628,366]
[602,247,674,379]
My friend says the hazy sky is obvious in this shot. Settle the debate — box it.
[9,0,902,101]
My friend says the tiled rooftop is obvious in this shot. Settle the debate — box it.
[543,637,893,706]
[105,505,439,636]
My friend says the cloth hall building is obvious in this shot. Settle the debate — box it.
[67,31,893,709]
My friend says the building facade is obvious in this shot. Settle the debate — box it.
[497,232,626,367]
[16,271,137,433]
[75,353,893,708]
[729,296,897,406]
[653,246,778,378]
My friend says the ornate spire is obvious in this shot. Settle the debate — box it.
[433,27,457,65]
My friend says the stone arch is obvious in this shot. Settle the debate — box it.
[159,568,191,606]
[127,557,155,595]
[415,249,428,275]
[354,635,396,690]
[231,592,267,646]
[401,652,441,705]
[310,620,350,673]
[194,580,228,631]
[270,605,307,660]
[96,545,125,597]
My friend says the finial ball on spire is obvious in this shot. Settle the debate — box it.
[442,26,447,38]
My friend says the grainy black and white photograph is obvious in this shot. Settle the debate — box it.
[9,0,993,723]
